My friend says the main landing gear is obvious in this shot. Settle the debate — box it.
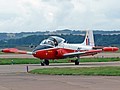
[75,59,79,65]
[41,59,49,66]
[74,56,80,65]
[40,58,80,66]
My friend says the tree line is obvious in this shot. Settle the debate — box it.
[0,34,120,48]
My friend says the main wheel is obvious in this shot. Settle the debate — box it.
[41,62,45,66]
[75,59,79,65]
[44,60,49,65]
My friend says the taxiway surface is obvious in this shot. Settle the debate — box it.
[0,61,120,73]
[0,62,120,90]
[0,53,120,90]
[0,73,120,90]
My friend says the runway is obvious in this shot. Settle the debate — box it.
[0,61,120,73]
[0,73,120,90]
[0,62,120,90]
[0,53,120,90]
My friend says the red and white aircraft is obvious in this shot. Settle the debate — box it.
[0,31,119,66]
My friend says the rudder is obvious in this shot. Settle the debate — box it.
[82,30,95,46]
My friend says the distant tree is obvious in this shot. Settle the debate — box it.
[0,34,120,48]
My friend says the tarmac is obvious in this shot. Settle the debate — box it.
[0,73,120,90]
[0,61,120,90]
[0,53,120,90]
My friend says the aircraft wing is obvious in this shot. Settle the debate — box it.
[0,48,33,55]
[63,49,102,58]
[63,46,119,58]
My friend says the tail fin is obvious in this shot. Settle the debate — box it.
[82,30,95,46]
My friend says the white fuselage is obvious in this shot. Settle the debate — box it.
[57,43,93,51]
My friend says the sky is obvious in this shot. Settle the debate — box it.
[0,0,120,33]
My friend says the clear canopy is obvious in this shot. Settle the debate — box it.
[40,36,65,46]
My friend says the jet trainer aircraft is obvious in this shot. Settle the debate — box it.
[0,31,119,66]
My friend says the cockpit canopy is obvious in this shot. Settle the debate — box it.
[40,36,65,46]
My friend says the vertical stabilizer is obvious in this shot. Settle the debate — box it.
[82,30,95,46]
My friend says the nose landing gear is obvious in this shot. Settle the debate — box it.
[41,59,49,66]
[75,56,80,65]
[75,59,79,65]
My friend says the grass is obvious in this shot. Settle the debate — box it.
[0,52,4,54]
[0,57,120,65]
[79,58,120,62]
[0,58,40,65]
[29,67,120,76]
[51,57,120,63]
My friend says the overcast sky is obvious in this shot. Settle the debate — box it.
[0,0,120,33]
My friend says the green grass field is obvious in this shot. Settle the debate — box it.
[29,66,120,76]
[0,52,4,54]
[0,57,120,65]
[0,58,40,65]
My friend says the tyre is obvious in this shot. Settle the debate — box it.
[41,62,44,66]
[75,60,79,65]
[44,60,49,65]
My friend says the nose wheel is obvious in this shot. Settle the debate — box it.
[75,59,79,65]
[41,59,49,66]
[75,56,80,65]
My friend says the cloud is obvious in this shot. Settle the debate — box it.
[0,0,120,33]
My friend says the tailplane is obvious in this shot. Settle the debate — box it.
[82,30,95,46]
